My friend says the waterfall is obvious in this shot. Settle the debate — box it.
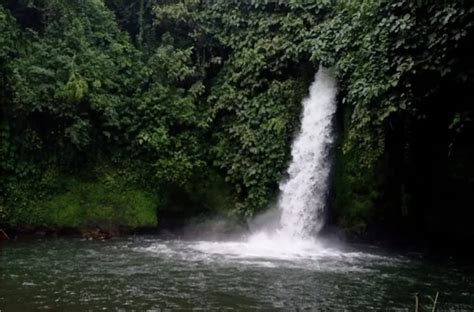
[277,67,337,239]
[178,67,339,258]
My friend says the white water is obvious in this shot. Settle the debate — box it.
[278,66,338,238]
[230,66,338,257]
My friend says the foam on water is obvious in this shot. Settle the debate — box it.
[191,233,329,261]
[133,238,398,272]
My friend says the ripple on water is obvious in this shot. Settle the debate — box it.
[1,237,473,311]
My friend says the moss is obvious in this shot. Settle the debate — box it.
[5,164,160,229]
[334,151,376,234]
[333,131,383,236]
[40,192,83,228]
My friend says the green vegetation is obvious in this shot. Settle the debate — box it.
[6,164,159,228]
[1,0,473,242]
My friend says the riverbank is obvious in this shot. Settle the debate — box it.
[0,213,247,242]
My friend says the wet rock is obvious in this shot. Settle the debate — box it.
[81,227,120,241]
[0,229,9,241]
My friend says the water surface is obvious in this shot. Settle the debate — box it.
[1,236,473,311]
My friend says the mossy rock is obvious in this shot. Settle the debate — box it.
[6,165,161,230]
[36,181,158,228]
[332,140,382,236]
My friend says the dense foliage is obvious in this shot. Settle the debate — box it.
[1,0,473,243]
[326,0,474,240]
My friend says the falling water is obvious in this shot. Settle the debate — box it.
[191,67,339,257]
[139,67,339,261]
[277,67,337,239]
[180,67,339,258]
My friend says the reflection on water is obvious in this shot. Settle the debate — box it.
[1,236,473,311]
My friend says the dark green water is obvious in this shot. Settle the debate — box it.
[1,236,473,311]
